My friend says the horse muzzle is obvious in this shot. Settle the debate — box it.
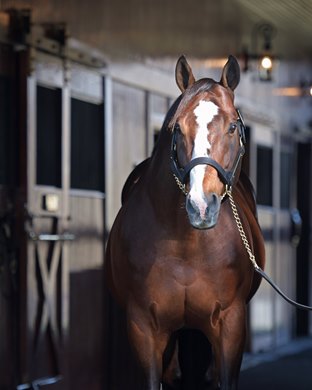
[186,192,221,229]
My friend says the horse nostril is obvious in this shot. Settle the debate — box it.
[186,196,198,216]
[211,193,219,206]
[205,193,221,214]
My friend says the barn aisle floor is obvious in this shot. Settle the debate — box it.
[240,337,312,389]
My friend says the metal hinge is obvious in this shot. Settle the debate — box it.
[28,231,76,242]
[17,375,62,390]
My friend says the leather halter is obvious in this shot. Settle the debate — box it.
[170,109,246,191]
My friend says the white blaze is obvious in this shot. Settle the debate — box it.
[189,100,218,215]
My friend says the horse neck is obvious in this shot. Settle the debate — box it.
[147,128,185,212]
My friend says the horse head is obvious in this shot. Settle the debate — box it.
[170,55,245,229]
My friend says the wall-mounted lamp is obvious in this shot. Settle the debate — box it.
[242,23,277,81]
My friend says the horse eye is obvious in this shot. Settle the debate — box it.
[174,123,182,133]
[229,123,237,134]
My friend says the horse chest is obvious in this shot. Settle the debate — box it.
[139,253,242,307]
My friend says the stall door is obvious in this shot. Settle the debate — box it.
[67,63,106,390]
[0,42,20,390]
[21,49,105,389]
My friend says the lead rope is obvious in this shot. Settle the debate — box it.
[225,186,312,311]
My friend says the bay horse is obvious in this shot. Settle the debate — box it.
[105,55,265,389]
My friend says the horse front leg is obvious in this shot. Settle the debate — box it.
[208,301,247,390]
[127,304,169,390]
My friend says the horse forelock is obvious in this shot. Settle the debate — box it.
[168,78,217,130]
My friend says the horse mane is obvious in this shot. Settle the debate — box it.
[121,158,151,204]
[236,170,258,219]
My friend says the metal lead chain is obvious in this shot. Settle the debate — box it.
[226,187,260,271]
[173,174,188,196]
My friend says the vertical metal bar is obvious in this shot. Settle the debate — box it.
[62,59,71,224]
[145,90,151,157]
[272,130,280,348]
[26,70,36,214]
[61,58,70,339]
[104,75,114,230]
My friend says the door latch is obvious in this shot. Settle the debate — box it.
[17,375,62,389]
[28,231,75,241]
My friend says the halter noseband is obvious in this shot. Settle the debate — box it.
[170,109,246,194]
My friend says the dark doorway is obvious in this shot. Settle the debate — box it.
[296,142,311,336]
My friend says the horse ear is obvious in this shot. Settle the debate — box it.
[220,55,240,91]
[175,55,196,92]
